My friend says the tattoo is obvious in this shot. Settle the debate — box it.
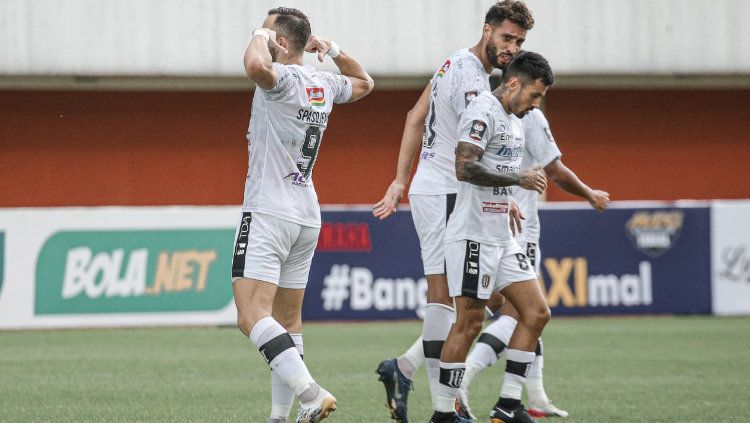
[455,142,520,187]
[464,297,487,310]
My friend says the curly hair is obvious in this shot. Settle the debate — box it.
[485,0,534,30]
[267,7,311,54]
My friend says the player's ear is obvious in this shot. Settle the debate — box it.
[482,23,492,40]
[508,76,521,92]
[277,36,288,51]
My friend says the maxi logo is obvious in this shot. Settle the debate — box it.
[35,229,234,314]
[539,257,653,308]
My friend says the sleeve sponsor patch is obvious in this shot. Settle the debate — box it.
[464,91,478,106]
[469,119,487,141]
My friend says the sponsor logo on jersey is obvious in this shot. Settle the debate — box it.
[469,120,487,141]
[306,87,326,107]
[626,211,684,257]
[317,222,372,252]
[436,59,451,78]
[496,144,524,158]
[284,171,311,187]
[420,151,435,160]
[297,109,329,124]
[464,91,478,106]
[34,229,233,314]
[482,201,509,214]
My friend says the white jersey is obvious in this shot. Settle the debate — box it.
[409,48,491,195]
[243,63,352,228]
[445,91,525,246]
[516,109,562,242]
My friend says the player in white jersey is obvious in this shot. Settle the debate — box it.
[231,8,373,423]
[433,51,554,423]
[371,3,553,423]
[456,109,610,419]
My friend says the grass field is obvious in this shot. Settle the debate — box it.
[1,316,749,422]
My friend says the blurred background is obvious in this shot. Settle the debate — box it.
[0,0,749,325]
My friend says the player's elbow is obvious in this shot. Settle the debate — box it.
[363,76,375,95]
[244,58,269,81]
[455,163,471,182]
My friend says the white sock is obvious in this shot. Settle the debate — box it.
[435,361,465,413]
[270,333,303,419]
[464,315,514,377]
[397,336,423,380]
[527,338,549,404]
[422,303,455,409]
[250,317,315,399]
[460,361,483,393]
[499,349,535,401]
[484,315,517,347]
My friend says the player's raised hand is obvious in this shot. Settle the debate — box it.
[372,180,406,220]
[256,28,288,55]
[519,167,547,194]
[588,189,610,212]
[305,35,333,62]
[509,200,525,236]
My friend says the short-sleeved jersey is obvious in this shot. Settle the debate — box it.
[445,92,525,247]
[515,109,562,242]
[243,63,352,228]
[409,49,491,195]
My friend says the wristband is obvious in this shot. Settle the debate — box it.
[252,29,270,44]
[327,41,340,59]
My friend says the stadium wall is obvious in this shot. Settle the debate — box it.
[0,202,747,329]
[1,88,750,207]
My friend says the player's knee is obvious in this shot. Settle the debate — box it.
[531,304,551,330]
[273,309,301,333]
[455,314,484,339]
[236,314,253,337]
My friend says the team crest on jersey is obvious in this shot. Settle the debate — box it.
[481,274,491,288]
[464,91,478,106]
[626,210,684,257]
[306,87,326,107]
[469,120,487,141]
[437,59,451,78]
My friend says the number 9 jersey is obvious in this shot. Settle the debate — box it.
[243,63,352,228]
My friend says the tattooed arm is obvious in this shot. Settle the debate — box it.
[455,141,548,193]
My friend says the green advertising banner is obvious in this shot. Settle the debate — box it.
[35,230,234,314]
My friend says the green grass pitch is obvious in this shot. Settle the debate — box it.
[1,316,748,422]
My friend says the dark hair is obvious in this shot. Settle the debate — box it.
[501,51,554,86]
[267,7,311,54]
[485,0,534,30]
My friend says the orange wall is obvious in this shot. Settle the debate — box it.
[1,88,748,207]
[543,89,750,202]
